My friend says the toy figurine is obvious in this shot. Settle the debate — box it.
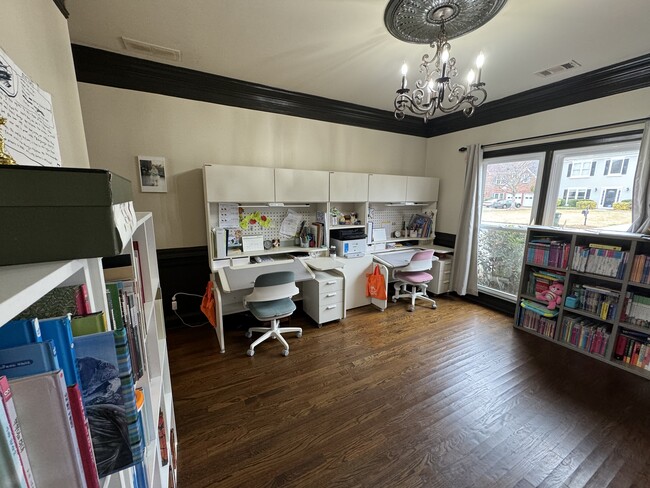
[535,282,564,310]
[0,117,16,165]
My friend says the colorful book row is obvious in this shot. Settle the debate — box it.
[518,308,556,338]
[559,315,609,357]
[570,284,619,321]
[526,239,570,269]
[614,329,650,370]
[620,291,650,328]
[571,245,628,278]
[629,254,650,285]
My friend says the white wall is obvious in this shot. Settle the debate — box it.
[78,83,427,249]
[1,0,88,167]
[426,87,650,235]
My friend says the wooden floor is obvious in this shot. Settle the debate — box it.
[167,296,650,488]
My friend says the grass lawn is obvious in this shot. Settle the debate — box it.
[482,207,631,230]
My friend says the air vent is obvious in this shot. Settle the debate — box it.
[121,37,181,62]
[535,60,581,78]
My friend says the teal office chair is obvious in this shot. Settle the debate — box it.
[392,249,438,312]
[244,271,302,356]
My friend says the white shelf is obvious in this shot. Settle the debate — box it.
[330,224,365,230]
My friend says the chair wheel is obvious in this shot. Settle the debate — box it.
[407,305,415,312]
[432,303,437,309]
[245,331,252,338]
[392,298,397,303]
[247,349,254,357]
[297,331,303,338]
[282,349,289,357]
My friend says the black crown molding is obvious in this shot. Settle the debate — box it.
[425,52,650,137]
[71,44,428,137]
[72,44,650,139]
[53,0,69,19]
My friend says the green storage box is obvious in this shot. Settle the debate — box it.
[0,165,134,266]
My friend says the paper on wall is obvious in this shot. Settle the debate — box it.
[218,203,240,228]
[280,209,302,238]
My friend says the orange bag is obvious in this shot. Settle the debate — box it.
[200,281,217,327]
[366,265,387,300]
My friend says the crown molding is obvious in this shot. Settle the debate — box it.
[425,52,650,137]
[71,44,428,137]
[71,45,650,139]
[53,0,69,18]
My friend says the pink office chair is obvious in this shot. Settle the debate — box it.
[392,249,438,312]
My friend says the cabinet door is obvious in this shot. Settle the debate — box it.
[204,164,275,202]
[275,168,329,202]
[329,172,369,202]
[406,176,440,202]
[368,174,407,202]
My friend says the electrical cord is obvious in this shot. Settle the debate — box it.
[171,292,209,328]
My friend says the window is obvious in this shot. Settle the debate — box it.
[604,158,629,176]
[568,160,595,177]
[479,134,642,303]
[478,154,544,299]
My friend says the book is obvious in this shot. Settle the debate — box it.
[159,408,169,467]
[39,315,80,387]
[0,393,28,488]
[15,284,90,320]
[0,376,35,488]
[75,330,142,478]
[68,384,101,488]
[9,371,86,488]
[0,341,59,380]
[0,318,42,348]
[71,312,107,337]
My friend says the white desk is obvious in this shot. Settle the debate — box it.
[211,257,347,353]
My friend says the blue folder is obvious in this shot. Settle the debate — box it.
[0,317,42,348]
[0,340,59,379]
[39,314,80,387]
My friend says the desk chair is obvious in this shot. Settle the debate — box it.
[391,250,438,312]
[244,271,302,356]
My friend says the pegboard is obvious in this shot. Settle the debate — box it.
[218,205,323,241]
[368,205,437,239]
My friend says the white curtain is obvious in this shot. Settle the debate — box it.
[629,121,650,233]
[450,144,482,296]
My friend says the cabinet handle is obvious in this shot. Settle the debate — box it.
[325,305,337,310]
[326,281,337,285]
[326,293,337,297]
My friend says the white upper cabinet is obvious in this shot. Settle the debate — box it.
[204,164,275,203]
[406,176,440,202]
[274,168,329,202]
[368,174,408,202]
[329,172,369,202]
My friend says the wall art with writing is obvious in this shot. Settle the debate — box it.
[0,47,61,167]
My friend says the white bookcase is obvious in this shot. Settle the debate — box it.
[0,212,176,488]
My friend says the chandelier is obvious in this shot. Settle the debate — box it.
[385,0,507,122]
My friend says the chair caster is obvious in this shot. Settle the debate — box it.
[282,349,289,357]
[432,303,437,309]
[297,331,303,338]
[392,298,397,303]
[247,349,254,357]
[245,331,252,338]
[407,305,415,312]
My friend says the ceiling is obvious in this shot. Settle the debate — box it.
[66,0,650,115]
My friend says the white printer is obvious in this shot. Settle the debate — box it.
[330,228,367,258]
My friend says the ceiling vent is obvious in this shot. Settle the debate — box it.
[535,60,582,78]
[121,37,181,62]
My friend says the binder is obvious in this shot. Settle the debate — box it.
[214,227,227,258]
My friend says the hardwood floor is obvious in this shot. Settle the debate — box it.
[167,296,650,487]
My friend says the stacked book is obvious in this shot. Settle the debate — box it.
[407,214,434,238]
[571,243,628,278]
[526,237,570,268]
[620,291,650,328]
[629,254,650,284]
[614,329,650,369]
[559,316,610,357]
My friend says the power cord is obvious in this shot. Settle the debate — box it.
[171,292,209,328]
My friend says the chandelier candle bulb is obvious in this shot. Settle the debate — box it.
[401,62,408,89]
[467,69,475,86]
[476,51,485,82]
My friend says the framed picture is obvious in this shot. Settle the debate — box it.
[138,156,167,193]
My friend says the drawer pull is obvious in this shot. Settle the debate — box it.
[326,281,337,285]
[325,293,337,298]
[325,305,337,310]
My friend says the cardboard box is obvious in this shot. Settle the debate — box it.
[0,166,134,266]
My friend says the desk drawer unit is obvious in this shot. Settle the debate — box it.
[430,257,453,294]
[303,271,344,326]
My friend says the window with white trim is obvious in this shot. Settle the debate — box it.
[604,158,629,176]
[568,160,595,177]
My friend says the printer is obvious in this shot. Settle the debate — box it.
[330,228,367,258]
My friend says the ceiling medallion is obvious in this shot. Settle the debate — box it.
[386,0,507,122]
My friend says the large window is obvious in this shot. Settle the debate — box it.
[478,136,642,301]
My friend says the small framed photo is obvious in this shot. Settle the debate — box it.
[138,156,167,193]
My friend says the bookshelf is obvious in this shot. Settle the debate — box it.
[0,212,176,488]
[515,226,650,379]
